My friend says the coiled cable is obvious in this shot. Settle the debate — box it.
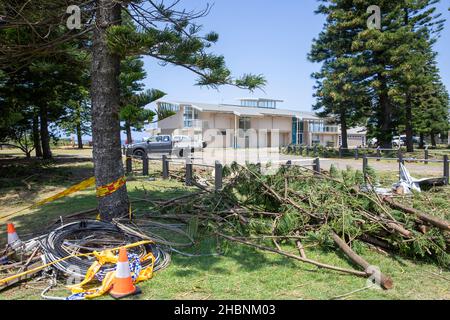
[40,220,170,279]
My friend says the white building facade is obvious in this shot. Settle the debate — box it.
[151,98,366,148]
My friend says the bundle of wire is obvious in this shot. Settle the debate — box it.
[40,220,170,279]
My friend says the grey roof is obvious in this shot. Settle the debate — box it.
[158,100,321,120]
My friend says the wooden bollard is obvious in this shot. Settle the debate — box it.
[185,159,193,186]
[314,158,320,175]
[215,161,223,191]
[444,155,449,185]
[363,155,368,181]
[424,148,429,165]
[376,148,381,161]
[162,155,169,179]
[126,157,132,174]
[339,146,343,158]
[354,148,359,160]
[142,153,149,176]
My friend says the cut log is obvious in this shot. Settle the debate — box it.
[383,197,450,231]
[331,232,393,290]
[386,222,412,238]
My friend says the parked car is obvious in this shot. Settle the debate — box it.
[392,136,403,147]
[173,135,207,150]
[367,137,378,148]
[126,135,206,158]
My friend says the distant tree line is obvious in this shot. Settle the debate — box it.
[309,0,449,151]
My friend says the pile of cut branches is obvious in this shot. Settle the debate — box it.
[160,163,450,289]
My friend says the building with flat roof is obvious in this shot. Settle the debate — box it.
[151,99,366,148]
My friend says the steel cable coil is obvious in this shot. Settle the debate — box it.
[40,220,170,279]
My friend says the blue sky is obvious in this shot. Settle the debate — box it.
[142,0,450,113]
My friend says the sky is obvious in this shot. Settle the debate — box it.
[141,0,450,113]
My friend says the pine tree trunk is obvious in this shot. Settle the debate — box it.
[430,133,437,147]
[126,123,133,145]
[76,123,83,149]
[91,0,128,221]
[419,133,425,149]
[405,94,414,152]
[340,109,348,149]
[32,114,43,157]
[39,105,52,159]
[377,74,393,149]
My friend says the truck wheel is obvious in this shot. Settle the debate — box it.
[133,149,145,159]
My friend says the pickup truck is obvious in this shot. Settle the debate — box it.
[126,135,206,158]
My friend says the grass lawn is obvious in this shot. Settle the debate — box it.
[0,149,449,300]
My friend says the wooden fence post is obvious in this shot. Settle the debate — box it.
[314,158,320,175]
[126,156,132,174]
[397,149,404,174]
[398,149,404,164]
[142,153,149,176]
[215,161,223,191]
[185,159,193,186]
[162,155,169,179]
[363,155,368,182]
[424,148,429,165]
[444,155,449,185]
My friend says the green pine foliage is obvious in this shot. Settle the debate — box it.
[310,0,449,148]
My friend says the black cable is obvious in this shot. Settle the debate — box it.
[40,220,170,279]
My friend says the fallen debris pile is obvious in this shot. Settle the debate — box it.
[160,162,450,289]
[0,219,172,299]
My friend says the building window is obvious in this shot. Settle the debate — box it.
[183,105,199,128]
[239,117,251,131]
[292,118,305,145]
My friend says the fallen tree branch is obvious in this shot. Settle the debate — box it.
[383,197,450,231]
[218,233,368,278]
[295,231,307,259]
[330,232,393,290]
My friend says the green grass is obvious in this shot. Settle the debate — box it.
[0,156,449,300]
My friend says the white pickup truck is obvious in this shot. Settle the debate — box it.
[126,135,206,158]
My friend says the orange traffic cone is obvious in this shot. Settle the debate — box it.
[109,248,141,299]
[7,223,21,249]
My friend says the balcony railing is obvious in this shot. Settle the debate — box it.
[310,125,339,133]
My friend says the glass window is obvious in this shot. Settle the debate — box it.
[239,117,251,131]
[183,105,199,128]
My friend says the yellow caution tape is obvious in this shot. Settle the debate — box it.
[0,176,96,221]
[1,175,127,221]
[96,176,126,198]
[35,177,96,207]
[67,247,155,299]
